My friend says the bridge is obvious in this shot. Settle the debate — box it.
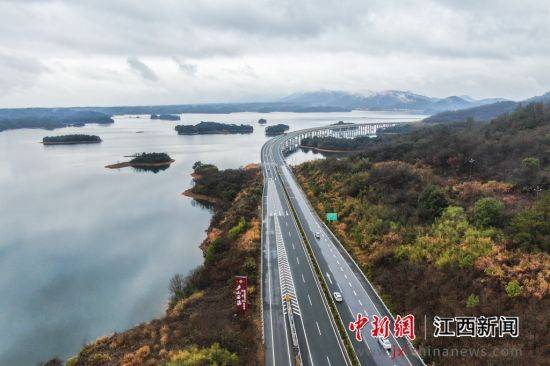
[261,121,425,366]
[280,121,406,153]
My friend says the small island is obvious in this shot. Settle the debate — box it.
[151,114,181,121]
[265,124,289,136]
[258,118,267,124]
[175,121,253,135]
[42,134,102,145]
[105,152,175,170]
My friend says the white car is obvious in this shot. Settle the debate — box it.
[333,292,343,302]
[315,232,321,239]
[378,336,392,354]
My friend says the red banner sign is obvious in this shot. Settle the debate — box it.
[235,276,248,313]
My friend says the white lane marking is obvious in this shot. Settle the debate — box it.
[348,282,352,288]
[326,272,333,285]
[353,290,357,296]
[316,321,322,335]
[296,257,300,264]
[332,254,336,258]
[336,260,340,265]
[358,299,363,306]
[302,273,306,283]
[308,294,312,306]
[326,356,331,366]
[339,266,343,272]
[344,274,348,279]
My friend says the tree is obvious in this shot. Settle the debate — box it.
[169,274,187,303]
[510,192,550,252]
[418,185,449,221]
[521,157,540,186]
[473,197,505,228]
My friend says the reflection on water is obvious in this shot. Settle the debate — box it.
[0,110,424,364]
[131,165,171,173]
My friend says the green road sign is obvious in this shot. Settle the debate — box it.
[326,212,338,221]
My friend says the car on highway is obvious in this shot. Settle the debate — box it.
[377,336,392,355]
[333,292,342,302]
[315,232,321,239]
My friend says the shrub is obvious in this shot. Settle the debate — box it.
[505,280,523,297]
[165,343,238,366]
[473,197,505,228]
[228,217,247,239]
[466,294,479,308]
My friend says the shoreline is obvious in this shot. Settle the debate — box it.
[181,188,221,205]
[299,145,363,153]
[105,159,175,169]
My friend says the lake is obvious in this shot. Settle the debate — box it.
[0,110,425,364]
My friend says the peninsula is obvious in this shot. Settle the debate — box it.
[175,121,253,135]
[105,152,175,169]
[42,134,102,145]
[265,124,289,136]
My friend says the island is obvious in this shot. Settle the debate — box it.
[175,121,253,135]
[0,109,114,132]
[151,114,181,121]
[265,124,289,136]
[105,152,175,171]
[258,118,267,124]
[42,134,102,145]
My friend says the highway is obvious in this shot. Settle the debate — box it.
[262,125,425,366]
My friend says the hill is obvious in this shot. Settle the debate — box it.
[423,91,550,124]
[293,102,549,365]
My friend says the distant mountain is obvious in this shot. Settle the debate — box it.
[279,90,504,114]
[423,90,550,124]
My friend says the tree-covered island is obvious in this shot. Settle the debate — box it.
[106,152,175,170]
[151,114,181,121]
[175,121,253,135]
[265,124,289,136]
[258,118,267,124]
[42,134,102,145]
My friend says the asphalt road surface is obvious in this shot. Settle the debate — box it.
[262,127,425,366]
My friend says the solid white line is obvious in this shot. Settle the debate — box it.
[308,294,312,306]
[302,273,306,283]
[296,257,300,264]
[316,321,322,335]
[266,215,277,365]
[326,355,331,366]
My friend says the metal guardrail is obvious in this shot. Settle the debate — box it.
[272,123,427,366]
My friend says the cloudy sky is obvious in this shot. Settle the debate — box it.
[0,0,549,107]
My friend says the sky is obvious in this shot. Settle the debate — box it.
[0,0,549,108]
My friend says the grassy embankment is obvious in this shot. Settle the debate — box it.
[293,103,549,365]
[66,162,263,366]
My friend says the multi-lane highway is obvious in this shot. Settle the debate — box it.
[261,125,425,366]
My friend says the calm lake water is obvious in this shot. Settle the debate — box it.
[0,111,424,364]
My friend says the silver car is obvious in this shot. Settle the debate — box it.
[333,292,343,302]
[315,232,321,239]
[378,336,392,354]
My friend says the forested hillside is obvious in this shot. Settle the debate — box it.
[293,102,549,365]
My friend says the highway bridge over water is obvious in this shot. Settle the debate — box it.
[261,121,425,366]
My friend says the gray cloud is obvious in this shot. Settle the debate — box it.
[0,0,548,106]
[172,57,197,76]
[127,56,158,81]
